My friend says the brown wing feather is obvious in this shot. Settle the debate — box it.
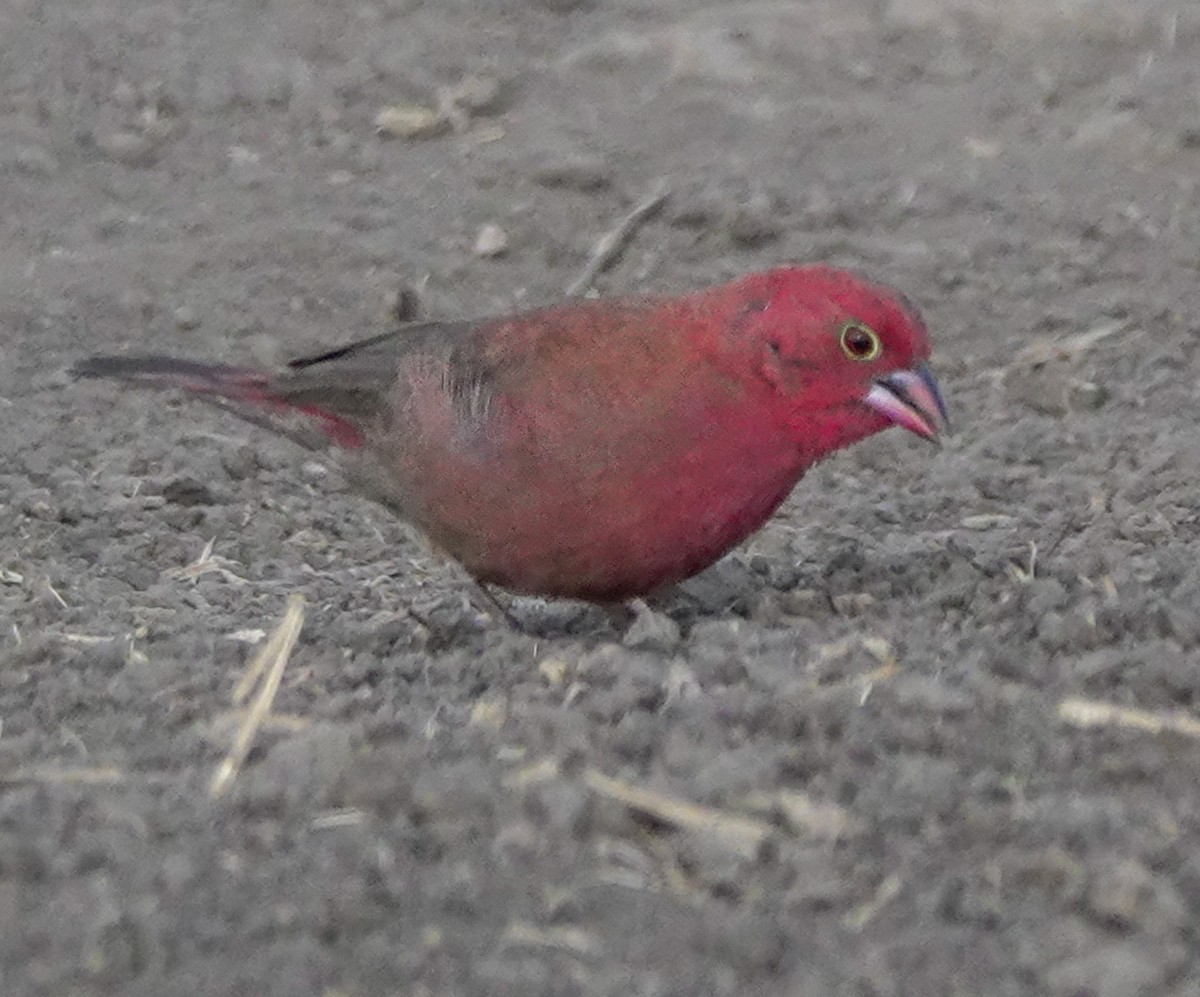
[267,318,479,421]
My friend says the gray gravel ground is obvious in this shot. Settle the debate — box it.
[4,1,1200,994]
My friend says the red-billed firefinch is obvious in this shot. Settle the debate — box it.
[74,265,947,601]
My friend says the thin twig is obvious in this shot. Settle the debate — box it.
[565,178,670,296]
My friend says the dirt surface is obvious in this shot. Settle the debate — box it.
[4,0,1200,993]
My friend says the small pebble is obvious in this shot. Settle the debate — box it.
[622,602,680,653]
[473,223,509,258]
[173,305,200,331]
[1068,379,1109,411]
[375,104,446,139]
[95,132,159,167]
[725,193,783,247]
[447,74,507,116]
[220,445,258,482]
[831,592,874,617]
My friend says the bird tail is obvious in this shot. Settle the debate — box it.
[73,355,273,396]
[72,355,365,449]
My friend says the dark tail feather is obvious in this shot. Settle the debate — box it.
[72,355,271,396]
[72,354,365,449]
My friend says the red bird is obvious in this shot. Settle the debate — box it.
[74,266,946,602]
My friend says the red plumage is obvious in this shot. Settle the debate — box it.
[74,265,946,601]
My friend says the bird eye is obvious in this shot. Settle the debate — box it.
[839,322,881,361]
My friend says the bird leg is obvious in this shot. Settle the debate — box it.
[467,579,523,630]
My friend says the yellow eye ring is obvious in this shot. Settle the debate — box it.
[839,321,881,361]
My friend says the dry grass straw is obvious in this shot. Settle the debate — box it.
[209,593,306,798]
[0,765,128,786]
[583,769,774,860]
[1058,697,1200,740]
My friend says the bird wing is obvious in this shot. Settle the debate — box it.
[267,318,479,421]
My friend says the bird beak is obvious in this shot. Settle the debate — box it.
[863,363,948,443]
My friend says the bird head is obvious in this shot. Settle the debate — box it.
[726,265,948,456]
